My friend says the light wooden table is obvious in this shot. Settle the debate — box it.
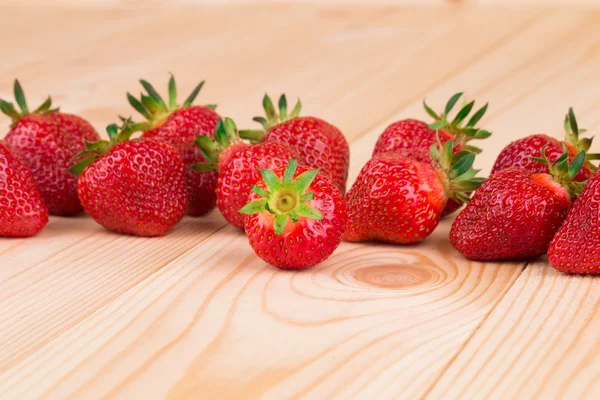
[1,1,600,399]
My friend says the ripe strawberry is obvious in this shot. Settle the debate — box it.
[0,80,101,216]
[239,94,349,194]
[126,75,221,216]
[345,140,484,244]
[69,121,187,237]
[0,142,48,237]
[240,158,346,269]
[451,148,586,261]
[548,170,600,274]
[373,93,490,217]
[491,108,597,182]
[195,118,295,229]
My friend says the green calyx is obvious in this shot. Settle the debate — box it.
[68,117,146,175]
[0,79,59,127]
[193,117,242,172]
[238,93,302,142]
[430,137,486,203]
[127,74,215,129]
[239,158,323,235]
[530,145,587,197]
[563,107,599,172]
[424,92,491,154]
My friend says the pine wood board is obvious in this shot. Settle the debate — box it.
[0,3,599,399]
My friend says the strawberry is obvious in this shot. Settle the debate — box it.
[195,118,295,229]
[373,93,491,217]
[491,108,597,182]
[0,142,48,237]
[345,140,484,244]
[0,80,101,216]
[126,75,221,217]
[548,169,600,274]
[451,148,586,261]
[240,158,346,269]
[239,94,349,194]
[69,121,187,237]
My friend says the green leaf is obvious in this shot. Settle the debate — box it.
[423,99,440,120]
[553,152,569,166]
[252,116,268,128]
[183,81,205,106]
[279,94,287,120]
[568,107,578,136]
[530,157,547,165]
[282,158,297,185]
[141,94,161,113]
[452,100,474,126]
[13,80,28,114]
[474,129,492,139]
[585,153,600,160]
[289,210,300,223]
[33,96,52,114]
[464,145,483,154]
[444,92,463,116]
[429,120,447,130]
[252,185,270,198]
[205,104,217,110]
[300,192,315,202]
[239,199,268,215]
[140,79,167,111]
[290,98,302,118]
[263,94,277,121]
[579,137,593,151]
[466,103,488,127]
[452,153,475,177]
[238,129,265,142]
[223,117,237,140]
[296,203,323,220]
[454,168,480,182]
[451,150,472,164]
[292,168,319,194]
[0,99,21,120]
[106,124,119,140]
[274,214,288,235]
[127,93,151,119]
[567,150,586,180]
[68,156,97,175]
[259,168,282,192]
[168,74,177,110]
[195,135,219,163]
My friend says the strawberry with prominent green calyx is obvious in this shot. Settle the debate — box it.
[491,108,598,181]
[241,158,346,269]
[373,92,491,159]
[0,79,101,216]
[0,142,48,237]
[239,94,349,194]
[549,169,600,274]
[70,120,187,237]
[345,139,484,244]
[126,75,221,217]
[194,117,249,173]
[450,148,587,261]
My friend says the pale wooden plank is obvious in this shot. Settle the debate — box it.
[426,262,600,400]
[0,223,522,399]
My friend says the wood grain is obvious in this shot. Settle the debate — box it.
[0,2,599,399]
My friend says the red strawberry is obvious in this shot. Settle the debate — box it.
[126,76,221,217]
[345,140,484,244]
[0,80,101,216]
[451,149,586,261]
[195,118,295,229]
[491,108,596,182]
[0,142,48,237]
[548,169,600,274]
[70,121,187,237]
[240,158,346,269]
[373,93,491,216]
[239,94,349,194]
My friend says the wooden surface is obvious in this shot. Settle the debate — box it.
[1,2,599,399]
